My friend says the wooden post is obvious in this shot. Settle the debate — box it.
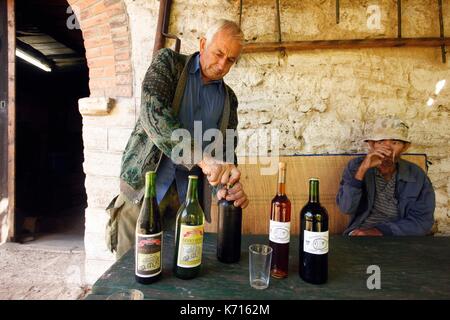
[0,0,9,243]
[7,0,15,242]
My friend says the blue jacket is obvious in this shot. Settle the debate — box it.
[336,157,436,236]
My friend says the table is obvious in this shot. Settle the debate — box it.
[86,233,450,300]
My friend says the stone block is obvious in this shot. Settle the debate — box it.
[84,231,114,261]
[79,97,114,116]
[85,175,120,209]
[82,127,108,152]
[83,151,122,177]
[108,128,133,153]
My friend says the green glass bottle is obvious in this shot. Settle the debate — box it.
[135,171,162,284]
[174,175,205,279]
[299,178,329,284]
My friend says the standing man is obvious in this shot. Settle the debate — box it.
[336,117,435,236]
[106,19,249,259]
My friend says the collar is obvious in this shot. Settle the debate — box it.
[189,52,223,85]
[397,158,417,182]
[189,53,201,74]
[375,168,396,183]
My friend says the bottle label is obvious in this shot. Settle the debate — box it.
[177,224,204,268]
[303,230,328,255]
[269,220,290,244]
[135,232,162,277]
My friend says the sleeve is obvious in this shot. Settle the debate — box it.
[375,176,436,236]
[139,49,195,169]
[336,159,364,215]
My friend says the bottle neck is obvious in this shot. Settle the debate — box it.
[308,180,320,203]
[277,168,286,196]
[185,178,199,204]
[144,172,156,198]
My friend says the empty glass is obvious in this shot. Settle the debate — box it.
[248,244,273,290]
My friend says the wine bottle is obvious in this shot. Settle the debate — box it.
[217,186,242,263]
[269,162,291,279]
[135,171,162,284]
[174,175,205,279]
[299,178,329,284]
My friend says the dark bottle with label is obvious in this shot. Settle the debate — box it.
[269,162,291,278]
[299,178,329,284]
[135,171,162,284]
[217,187,242,263]
[174,175,205,280]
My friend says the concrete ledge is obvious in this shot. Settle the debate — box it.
[79,97,115,116]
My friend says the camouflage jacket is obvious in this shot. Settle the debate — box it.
[119,48,239,213]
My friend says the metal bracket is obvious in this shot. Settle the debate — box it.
[276,0,282,43]
[239,0,283,43]
[438,0,446,63]
[397,0,402,38]
[336,0,340,24]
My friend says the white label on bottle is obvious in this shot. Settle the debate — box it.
[303,230,329,255]
[177,224,204,268]
[135,232,163,277]
[269,220,290,244]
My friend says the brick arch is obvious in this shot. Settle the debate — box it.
[68,0,133,98]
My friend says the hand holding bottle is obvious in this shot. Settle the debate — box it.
[216,182,249,209]
[198,156,241,187]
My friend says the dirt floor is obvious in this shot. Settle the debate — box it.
[0,233,91,300]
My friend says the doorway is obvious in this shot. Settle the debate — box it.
[15,0,89,244]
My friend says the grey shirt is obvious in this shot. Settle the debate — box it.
[359,169,399,229]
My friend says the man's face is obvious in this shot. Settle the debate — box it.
[369,139,410,172]
[199,29,242,82]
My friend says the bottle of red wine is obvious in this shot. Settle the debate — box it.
[135,171,162,284]
[269,162,291,278]
[299,178,328,284]
[217,186,242,263]
[173,175,205,279]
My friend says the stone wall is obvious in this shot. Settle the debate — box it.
[168,0,450,234]
[80,0,450,283]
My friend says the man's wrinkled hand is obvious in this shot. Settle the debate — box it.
[198,157,241,187]
[349,228,383,236]
[216,182,249,209]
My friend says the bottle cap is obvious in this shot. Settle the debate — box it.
[188,175,198,179]
[309,177,319,181]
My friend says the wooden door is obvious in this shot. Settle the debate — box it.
[0,0,14,242]
[0,0,9,240]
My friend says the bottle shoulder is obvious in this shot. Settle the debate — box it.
[177,202,205,225]
[300,202,328,216]
[271,194,291,203]
[218,199,243,212]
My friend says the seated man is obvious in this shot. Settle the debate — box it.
[336,117,435,236]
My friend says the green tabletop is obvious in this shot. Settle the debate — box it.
[86,233,450,300]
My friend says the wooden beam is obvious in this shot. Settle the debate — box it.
[242,37,450,53]
[7,0,15,242]
[0,0,9,244]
